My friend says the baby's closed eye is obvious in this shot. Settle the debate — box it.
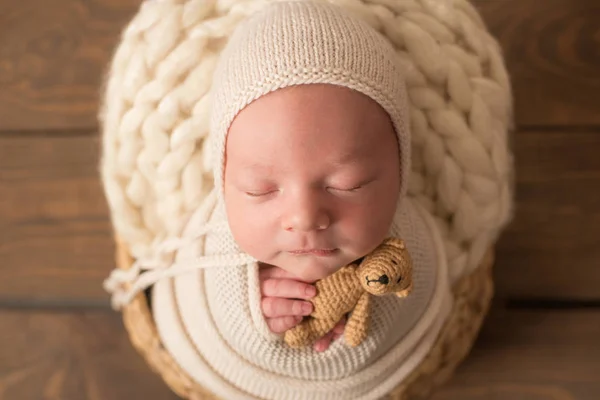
[245,189,279,197]
[327,184,363,192]
[233,180,280,198]
[326,178,376,194]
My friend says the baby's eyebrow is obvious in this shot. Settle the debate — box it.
[330,147,373,166]
[238,160,271,170]
[231,145,372,172]
[234,160,277,177]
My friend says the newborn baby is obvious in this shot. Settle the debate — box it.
[225,83,402,351]
[106,2,448,398]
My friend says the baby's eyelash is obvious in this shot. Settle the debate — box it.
[329,178,375,193]
[340,186,362,192]
[328,184,364,193]
[346,185,363,191]
[245,190,276,197]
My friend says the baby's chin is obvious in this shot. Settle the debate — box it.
[288,268,334,283]
[274,252,362,283]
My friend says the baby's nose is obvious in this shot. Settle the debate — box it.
[281,193,330,232]
[284,213,329,232]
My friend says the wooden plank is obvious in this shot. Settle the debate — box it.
[1,0,598,132]
[474,0,600,127]
[432,308,600,400]
[494,130,600,300]
[1,308,598,399]
[0,134,114,306]
[1,128,599,305]
[0,309,178,400]
[0,0,140,131]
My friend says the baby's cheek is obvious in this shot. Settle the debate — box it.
[225,197,253,245]
[342,202,394,253]
[231,215,258,249]
[227,203,275,260]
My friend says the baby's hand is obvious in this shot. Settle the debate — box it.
[259,265,315,333]
[259,264,346,352]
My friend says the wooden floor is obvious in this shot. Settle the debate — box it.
[1,0,599,399]
[2,306,599,400]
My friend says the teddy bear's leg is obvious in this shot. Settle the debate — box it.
[284,317,339,348]
[344,292,371,347]
[284,319,317,348]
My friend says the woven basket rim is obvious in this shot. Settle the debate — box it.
[115,238,494,399]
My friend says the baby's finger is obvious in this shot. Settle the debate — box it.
[332,319,346,339]
[266,316,303,334]
[262,297,313,318]
[261,278,316,300]
[314,330,335,352]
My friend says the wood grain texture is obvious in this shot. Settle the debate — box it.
[0,134,114,306]
[495,130,600,300]
[0,309,178,400]
[2,127,600,305]
[0,0,140,131]
[1,308,598,400]
[432,308,600,400]
[1,0,598,131]
[475,0,600,127]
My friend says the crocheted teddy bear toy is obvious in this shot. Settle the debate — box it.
[284,237,414,348]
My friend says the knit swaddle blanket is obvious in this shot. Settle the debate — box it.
[150,190,450,399]
[100,0,513,398]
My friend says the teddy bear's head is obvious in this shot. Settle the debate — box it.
[357,237,413,297]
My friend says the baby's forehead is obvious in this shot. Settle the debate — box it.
[226,84,396,143]
[243,84,389,115]
[222,85,400,175]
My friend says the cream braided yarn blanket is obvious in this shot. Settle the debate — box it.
[100,0,513,287]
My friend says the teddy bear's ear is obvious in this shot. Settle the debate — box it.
[384,237,406,250]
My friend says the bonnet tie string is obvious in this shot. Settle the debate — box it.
[103,191,256,310]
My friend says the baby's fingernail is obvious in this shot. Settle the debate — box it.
[302,302,313,315]
[295,316,303,323]
[305,286,316,297]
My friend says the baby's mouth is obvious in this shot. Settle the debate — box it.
[288,249,338,257]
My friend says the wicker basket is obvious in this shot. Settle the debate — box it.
[101,0,511,397]
[115,238,494,400]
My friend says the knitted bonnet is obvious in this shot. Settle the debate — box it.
[208,0,411,202]
[104,2,451,399]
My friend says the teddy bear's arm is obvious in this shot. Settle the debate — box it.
[344,292,371,347]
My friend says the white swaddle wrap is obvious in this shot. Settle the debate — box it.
[151,190,450,400]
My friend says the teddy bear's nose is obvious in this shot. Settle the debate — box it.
[379,275,389,285]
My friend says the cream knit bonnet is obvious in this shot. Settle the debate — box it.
[104,2,451,399]
[208,0,411,202]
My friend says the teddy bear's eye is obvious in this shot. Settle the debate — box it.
[397,277,402,283]
[391,259,398,265]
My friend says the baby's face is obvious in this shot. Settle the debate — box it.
[223,84,401,282]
